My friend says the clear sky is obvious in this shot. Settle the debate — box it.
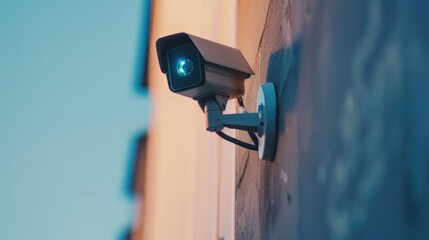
[0,0,150,239]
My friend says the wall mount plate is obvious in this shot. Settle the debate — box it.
[257,83,277,161]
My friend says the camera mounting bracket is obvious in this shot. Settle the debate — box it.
[198,83,277,161]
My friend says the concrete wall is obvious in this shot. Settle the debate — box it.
[236,0,429,239]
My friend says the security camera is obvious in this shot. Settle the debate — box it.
[156,33,277,161]
[156,32,254,101]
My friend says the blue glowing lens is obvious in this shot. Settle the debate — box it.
[176,58,193,77]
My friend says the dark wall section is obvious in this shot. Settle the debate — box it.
[236,0,429,239]
[135,0,152,89]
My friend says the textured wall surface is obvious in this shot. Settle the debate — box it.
[236,0,429,239]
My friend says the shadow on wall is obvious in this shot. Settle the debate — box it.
[266,41,301,135]
[264,41,302,239]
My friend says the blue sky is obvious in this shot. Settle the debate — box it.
[0,0,150,239]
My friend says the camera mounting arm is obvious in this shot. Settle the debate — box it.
[203,100,259,132]
[198,83,277,160]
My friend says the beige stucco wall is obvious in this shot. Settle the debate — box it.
[135,1,237,240]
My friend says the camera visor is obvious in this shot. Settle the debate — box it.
[167,44,204,92]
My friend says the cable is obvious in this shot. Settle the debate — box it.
[237,97,245,108]
[237,97,259,146]
[216,131,258,151]
[248,131,259,146]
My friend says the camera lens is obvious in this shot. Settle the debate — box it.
[176,58,193,77]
